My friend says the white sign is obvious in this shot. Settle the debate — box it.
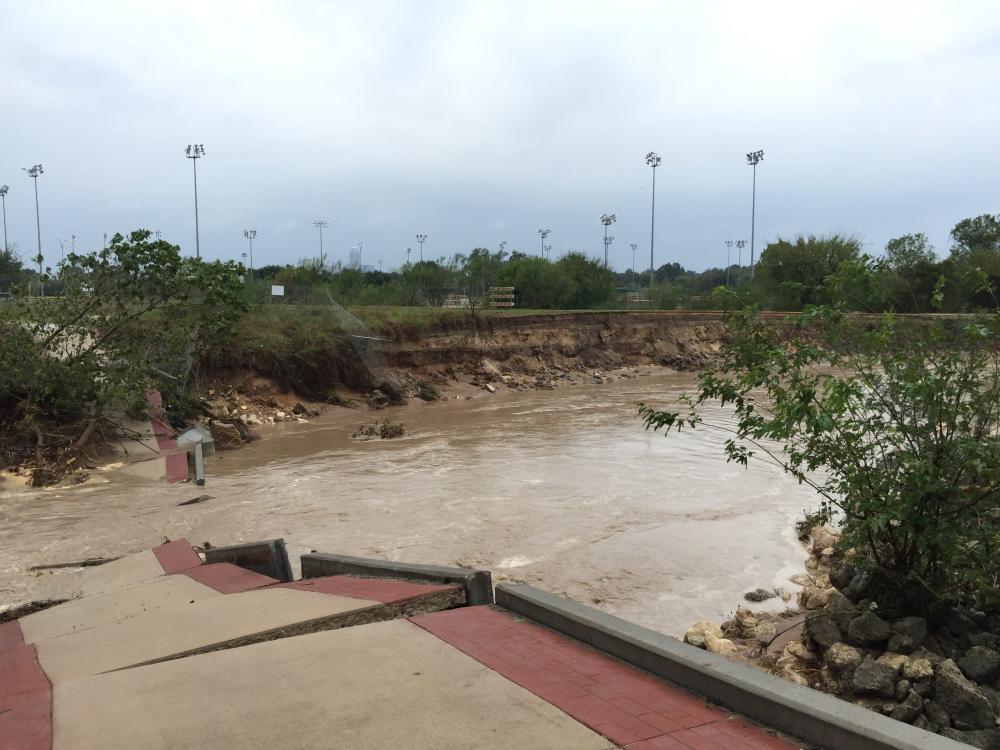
[271,285,285,297]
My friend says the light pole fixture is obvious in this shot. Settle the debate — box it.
[313,220,329,268]
[184,144,205,258]
[406,247,412,265]
[600,213,616,268]
[243,228,257,274]
[0,185,8,254]
[630,242,638,290]
[538,228,550,257]
[154,230,162,241]
[22,164,44,273]
[645,151,661,289]
[416,233,427,262]
[746,149,764,278]
[543,244,552,260]
[725,240,733,286]
[735,240,747,285]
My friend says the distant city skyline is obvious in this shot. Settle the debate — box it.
[2,1,999,272]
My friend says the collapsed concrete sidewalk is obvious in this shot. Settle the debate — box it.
[1,538,948,750]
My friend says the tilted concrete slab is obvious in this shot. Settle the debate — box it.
[18,575,221,644]
[37,587,384,683]
[76,549,166,598]
[52,619,615,750]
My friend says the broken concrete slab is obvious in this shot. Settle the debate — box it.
[52,619,614,750]
[18,575,221,644]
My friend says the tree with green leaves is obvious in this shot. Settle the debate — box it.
[555,252,616,309]
[0,230,246,483]
[639,305,1000,613]
[752,235,862,311]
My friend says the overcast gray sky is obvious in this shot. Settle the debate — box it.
[3,1,1000,272]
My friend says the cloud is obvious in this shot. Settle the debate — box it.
[1,0,999,271]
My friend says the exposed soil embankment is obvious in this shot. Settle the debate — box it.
[200,311,730,413]
[379,311,728,374]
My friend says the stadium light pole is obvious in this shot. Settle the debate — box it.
[538,228,550,257]
[405,247,412,265]
[184,145,205,258]
[0,185,8,254]
[243,229,257,274]
[735,240,747,285]
[630,242,638,290]
[313,220,329,268]
[746,149,764,278]
[22,165,44,273]
[725,240,733,286]
[416,233,427,262]
[600,213,616,268]
[645,152,661,290]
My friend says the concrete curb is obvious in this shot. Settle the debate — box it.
[301,553,493,605]
[495,583,968,750]
[206,539,293,583]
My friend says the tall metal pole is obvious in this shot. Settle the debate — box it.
[600,214,616,269]
[22,166,44,274]
[646,152,661,290]
[416,234,427,262]
[725,240,733,286]
[313,221,329,267]
[630,242,638,290]
[538,228,550,257]
[192,157,200,258]
[0,186,8,254]
[185,145,205,258]
[751,163,757,275]
[243,229,256,274]
[746,150,764,278]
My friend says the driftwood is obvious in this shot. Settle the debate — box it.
[28,556,120,571]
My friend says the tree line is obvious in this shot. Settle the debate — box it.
[3,212,999,312]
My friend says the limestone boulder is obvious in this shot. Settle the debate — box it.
[684,621,723,649]
[826,642,863,674]
[933,659,996,730]
[848,611,892,646]
[852,655,897,698]
[959,646,1000,686]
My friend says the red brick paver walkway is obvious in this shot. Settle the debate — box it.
[152,538,203,574]
[278,576,459,604]
[0,621,52,750]
[183,563,278,594]
[411,607,797,750]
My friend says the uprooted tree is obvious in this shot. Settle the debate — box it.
[0,230,246,484]
[639,303,1000,615]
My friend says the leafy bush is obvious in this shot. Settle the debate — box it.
[639,306,1000,611]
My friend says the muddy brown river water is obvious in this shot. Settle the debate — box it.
[0,372,816,636]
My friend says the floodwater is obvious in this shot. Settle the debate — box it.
[0,372,816,637]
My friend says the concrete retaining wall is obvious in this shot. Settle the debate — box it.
[301,553,493,605]
[495,583,967,750]
[205,539,293,583]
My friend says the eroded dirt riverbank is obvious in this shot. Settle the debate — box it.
[0,371,816,636]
